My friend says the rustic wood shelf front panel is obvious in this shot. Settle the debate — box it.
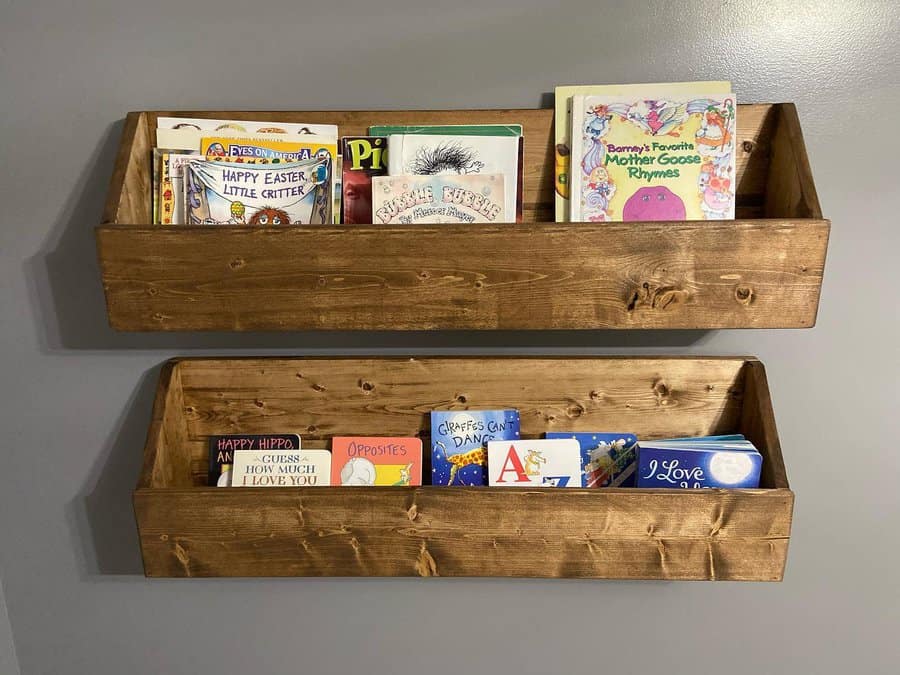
[97,105,829,331]
[135,356,793,580]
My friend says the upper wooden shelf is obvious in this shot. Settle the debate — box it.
[96,105,829,331]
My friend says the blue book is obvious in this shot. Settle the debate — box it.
[636,440,762,489]
[546,432,638,487]
[430,410,520,486]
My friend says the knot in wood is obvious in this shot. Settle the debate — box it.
[456,393,468,404]
[652,379,673,406]
[742,140,755,154]
[734,285,754,305]
[147,286,158,296]
[312,383,327,392]
[566,403,585,418]
[228,258,245,270]
[626,282,689,312]
[359,380,375,394]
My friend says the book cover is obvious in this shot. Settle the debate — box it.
[184,156,330,225]
[487,439,582,487]
[371,174,505,224]
[430,410,520,486]
[635,441,762,489]
[369,124,522,137]
[158,152,201,224]
[232,449,331,487]
[386,134,520,221]
[569,90,736,222]
[554,81,731,221]
[545,432,638,487]
[208,433,301,486]
[157,116,337,137]
[341,136,387,224]
[330,437,423,486]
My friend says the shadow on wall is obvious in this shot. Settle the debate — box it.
[67,364,162,576]
[24,117,714,354]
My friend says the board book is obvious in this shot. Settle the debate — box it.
[487,438,582,487]
[341,136,387,224]
[330,437,423,486]
[545,432,639,487]
[430,410,520,486]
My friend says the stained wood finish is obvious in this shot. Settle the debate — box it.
[134,356,794,580]
[96,104,829,331]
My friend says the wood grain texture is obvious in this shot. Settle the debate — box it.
[97,219,828,330]
[133,356,793,580]
[96,104,828,331]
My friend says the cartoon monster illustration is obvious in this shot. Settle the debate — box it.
[248,206,291,225]
[409,142,484,175]
[700,176,732,219]
[523,449,547,476]
[622,186,686,221]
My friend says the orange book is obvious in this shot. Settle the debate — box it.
[330,437,423,486]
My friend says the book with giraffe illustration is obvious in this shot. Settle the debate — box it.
[330,437,423,486]
[430,410,520,486]
[487,438,582,487]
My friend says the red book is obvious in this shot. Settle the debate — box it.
[330,437,423,486]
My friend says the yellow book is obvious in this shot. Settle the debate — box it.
[554,81,731,221]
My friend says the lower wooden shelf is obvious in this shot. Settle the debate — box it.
[135,356,793,580]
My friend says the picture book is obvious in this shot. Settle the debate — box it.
[635,439,762,489]
[341,136,387,224]
[330,437,423,486]
[208,433,301,486]
[554,81,731,221]
[153,149,195,224]
[157,116,337,137]
[184,156,331,225]
[487,439,582,487]
[386,134,520,221]
[569,88,736,222]
[371,174,505,224]
[430,410,520,486]
[158,152,200,224]
[545,432,639,487]
[369,124,522,137]
[231,449,331,487]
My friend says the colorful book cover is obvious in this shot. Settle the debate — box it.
[487,439,582,487]
[554,81,731,221]
[430,410,520,486]
[569,90,736,222]
[341,136,387,224]
[231,449,331,487]
[207,433,301,486]
[153,149,195,224]
[158,152,201,224]
[635,441,762,489]
[369,124,522,137]
[184,156,330,225]
[157,116,337,137]
[387,134,520,221]
[371,174,505,224]
[545,432,638,487]
[330,437,423,486]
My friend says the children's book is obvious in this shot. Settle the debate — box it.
[369,124,522,137]
[554,81,731,221]
[232,449,331,487]
[545,432,638,487]
[208,433,301,486]
[371,174,505,224]
[387,134,520,222]
[184,156,330,225]
[430,410,520,486]
[330,437,423,486]
[341,136,387,224]
[569,87,736,222]
[635,440,762,489]
[157,116,337,137]
[153,149,195,223]
[158,152,201,224]
[487,439,582,487]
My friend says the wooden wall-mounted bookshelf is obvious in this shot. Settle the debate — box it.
[96,105,828,331]
[135,356,793,580]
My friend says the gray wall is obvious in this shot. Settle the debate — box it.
[1,1,897,674]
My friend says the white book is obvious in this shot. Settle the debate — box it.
[387,134,519,222]
[157,116,337,137]
[487,439,582,487]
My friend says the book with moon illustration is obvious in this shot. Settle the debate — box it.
[635,439,762,489]
[231,449,331,487]
[184,156,331,225]
[554,81,732,221]
[341,136,387,224]
[386,133,520,221]
[487,438,582,487]
[430,410,520,486]
[207,433,302,487]
[545,432,639,487]
[371,174,505,224]
[568,87,736,222]
[330,437,423,486]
